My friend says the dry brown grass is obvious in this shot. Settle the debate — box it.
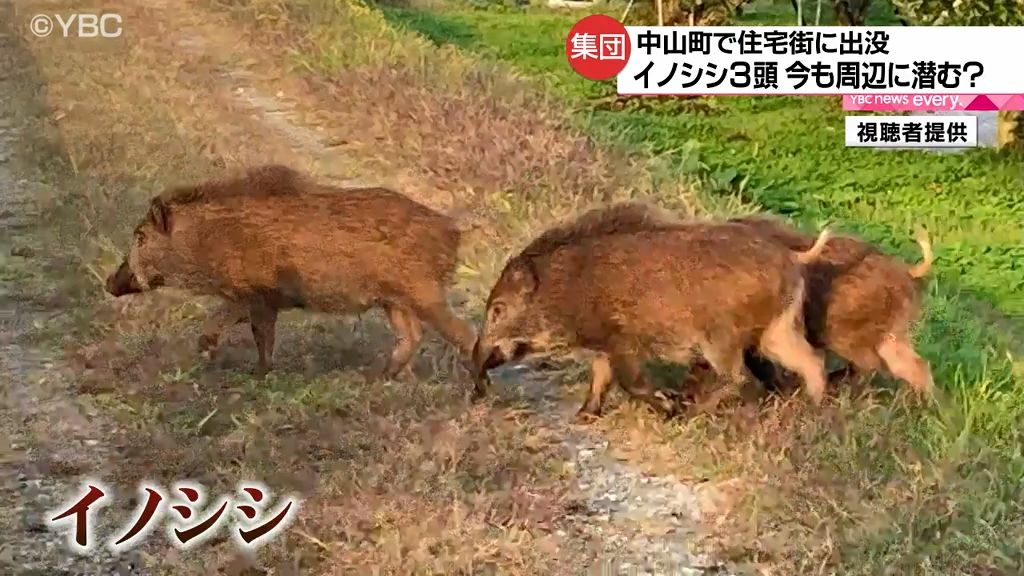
[582,375,1024,574]
[77,308,574,574]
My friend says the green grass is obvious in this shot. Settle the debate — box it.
[737,0,905,25]
[380,1,1024,320]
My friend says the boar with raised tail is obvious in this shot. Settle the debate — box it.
[472,202,834,421]
[714,215,935,396]
[105,165,484,395]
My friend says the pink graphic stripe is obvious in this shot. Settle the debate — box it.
[842,94,1024,111]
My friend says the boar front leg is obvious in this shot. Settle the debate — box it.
[610,352,679,418]
[249,301,279,377]
[575,353,614,423]
[197,301,249,360]
[383,304,423,381]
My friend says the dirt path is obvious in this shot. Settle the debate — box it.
[1,0,732,572]
[0,4,144,571]
[496,367,729,575]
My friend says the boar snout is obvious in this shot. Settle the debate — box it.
[473,339,530,377]
[105,260,142,297]
[473,339,502,378]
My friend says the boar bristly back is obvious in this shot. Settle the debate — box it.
[520,201,683,259]
[475,202,685,376]
[108,165,309,297]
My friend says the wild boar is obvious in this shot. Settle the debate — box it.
[705,214,935,396]
[105,165,484,395]
[472,202,834,420]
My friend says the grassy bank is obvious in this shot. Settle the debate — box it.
[201,0,1024,572]
[382,1,1024,321]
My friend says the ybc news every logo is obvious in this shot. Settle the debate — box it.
[564,16,1024,149]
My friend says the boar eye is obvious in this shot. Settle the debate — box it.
[490,303,506,322]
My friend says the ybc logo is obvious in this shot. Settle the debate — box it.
[30,13,123,39]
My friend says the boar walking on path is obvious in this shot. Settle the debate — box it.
[472,202,834,420]
[105,165,483,395]
[714,215,935,397]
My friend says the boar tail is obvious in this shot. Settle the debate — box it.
[908,226,933,279]
[794,226,832,264]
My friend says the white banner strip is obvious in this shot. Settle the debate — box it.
[844,115,978,148]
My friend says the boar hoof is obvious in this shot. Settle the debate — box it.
[805,389,825,406]
[468,379,489,401]
[381,364,416,383]
[652,391,681,419]
[197,334,218,359]
[573,409,601,425]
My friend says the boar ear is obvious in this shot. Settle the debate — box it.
[148,198,171,235]
[506,259,539,295]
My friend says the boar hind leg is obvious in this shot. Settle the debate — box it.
[877,335,934,397]
[198,302,249,360]
[419,303,476,357]
[611,353,678,418]
[576,353,614,422]
[832,347,884,394]
[744,349,786,392]
[696,344,760,413]
[249,302,279,377]
[412,298,477,373]
[759,316,828,406]
[383,304,423,381]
